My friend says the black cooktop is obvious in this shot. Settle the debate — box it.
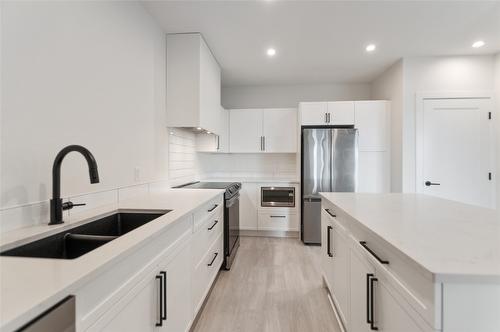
[179,182,238,190]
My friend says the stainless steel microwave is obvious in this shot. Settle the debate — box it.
[261,187,295,207]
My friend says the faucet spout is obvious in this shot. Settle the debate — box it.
[49,145,100,225]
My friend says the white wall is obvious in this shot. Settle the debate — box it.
[371,60,404,192]
[402,55,496,192]
[221,83,371,109]
[1,2,169,231]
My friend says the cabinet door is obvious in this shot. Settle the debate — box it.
[199,36,221,133]
[350,249,375,332]
[375,279,424,332]
[159,244,192,332]
[358,152,390,193]
[327,101,355,125]
[355,101,389,151]
[94,271,158,332]
[229,109,263,152]
[262,109,297,153]
[239,183,258,230]
[300,102,329,125]
[330,220,350,326]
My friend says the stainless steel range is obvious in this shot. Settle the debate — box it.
[175,181,241,270]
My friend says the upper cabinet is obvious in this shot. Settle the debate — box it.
[354,101,390,151]
[229,108,297,153]
[166,33,221,134]
[300,101,355,125]
[196,106,229,153]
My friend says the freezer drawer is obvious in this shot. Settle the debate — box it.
[302,198,321,244]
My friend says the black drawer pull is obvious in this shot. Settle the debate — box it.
[208,252,218,266]
[270,215,286,218]
[325,209,336,218]
[208,204,218,212]
[208,220,218,230]
[327,225,333,257]
[370,276,379,330]
[360,241,389,264]
[160,271,167,321]
[366,273,373,325]
[155,274,163,327]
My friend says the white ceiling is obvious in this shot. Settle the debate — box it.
[144,1,500,87]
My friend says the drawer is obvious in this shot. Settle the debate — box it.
[192,234,223,314]
[192,208,223,265]
[193,195,223,231]
[258,211,298,231]
[324,202,439,330]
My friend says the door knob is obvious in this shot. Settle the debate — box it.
[425,181,440,186]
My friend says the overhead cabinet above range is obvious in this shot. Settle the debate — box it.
[166,33,222,134]
[229,108,297,153]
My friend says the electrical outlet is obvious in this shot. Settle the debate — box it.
[134,167,140,182]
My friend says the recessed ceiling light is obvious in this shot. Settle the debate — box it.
[206,131,211,134]
[472,40,485,48]
[267,48,276,57]
[365,44,376,52]
[196,127,202,130]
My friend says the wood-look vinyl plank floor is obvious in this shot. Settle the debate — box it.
[193,237,341,332]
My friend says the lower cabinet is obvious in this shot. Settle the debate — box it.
[89,240,192,332]
[322,202,429,332]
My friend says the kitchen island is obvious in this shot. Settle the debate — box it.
[319,193,500,332]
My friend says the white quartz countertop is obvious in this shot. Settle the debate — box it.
[0,189,224,332]
[320,193,500,282]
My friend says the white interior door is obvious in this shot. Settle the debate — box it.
[418,98,494,208]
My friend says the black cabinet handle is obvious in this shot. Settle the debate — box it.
[160,271,167,321]
[370,276,379,330]
[208,252,218,266]
[327,225,333,257]
[208,204,218,212]
[425,181,440,186]
[270,215,286,218]
[325,208,336,218]
[155,274,163,327]
[208,220,218,230]
[360,241,389,265]
[366,273,373,325]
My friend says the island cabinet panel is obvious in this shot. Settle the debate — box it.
[321,208,350,326]
[321,200,438,332]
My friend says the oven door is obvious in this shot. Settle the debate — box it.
[224,193,240,269]
[261,187,295,207]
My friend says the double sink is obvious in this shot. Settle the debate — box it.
[1,210,170,260]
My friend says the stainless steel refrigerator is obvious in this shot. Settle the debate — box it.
[301,128,358,244]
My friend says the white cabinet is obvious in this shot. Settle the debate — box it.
[87,238,192,332]
[98,270,158,332]
[349,248,376,332]
[257,210,298,231]
[300,102,328,125]
[300,102,354,125]
[239,183,258,230]
[229,108,297,153]
[229,109,262,153]
[321,207,350,328]
[358,152,390,193]
[355,101,390,151]
[167,33,221,134]
[196,106,229,153]
[159,243,192,332]
[262,109,297,153]
[327,101,355,125]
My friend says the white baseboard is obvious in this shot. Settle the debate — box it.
[240,229,299,238]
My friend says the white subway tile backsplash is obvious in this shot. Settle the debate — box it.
[118,184,149,201]
[168,128,199,184]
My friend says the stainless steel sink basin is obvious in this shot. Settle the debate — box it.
[1,210,170,259]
